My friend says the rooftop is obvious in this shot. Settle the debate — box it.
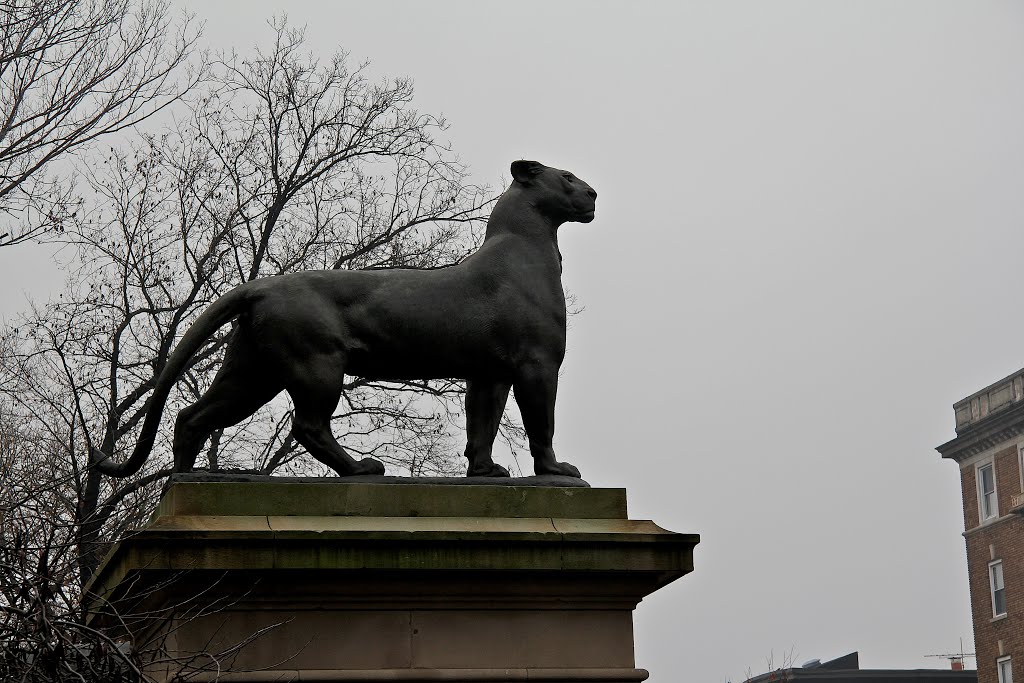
[937,367,1024,462]
[951,368,1024,434]
[745,653,976,683]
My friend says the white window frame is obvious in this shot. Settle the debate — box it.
[1018,443,1024,492]
[990,560,1007,618]
[979,461,998,522]
[998,656,1013,683]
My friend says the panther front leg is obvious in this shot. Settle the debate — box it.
[512,365,581,478]
[464,379,512,477]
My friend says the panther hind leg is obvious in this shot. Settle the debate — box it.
[172,341,283,472]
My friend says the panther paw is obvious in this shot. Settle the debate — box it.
[467,463,511,478]
[537,460,581,479]
[353,457,386,476]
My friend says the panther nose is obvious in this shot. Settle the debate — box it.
[586,188,597,200]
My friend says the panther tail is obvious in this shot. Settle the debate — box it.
[90,284,255,477]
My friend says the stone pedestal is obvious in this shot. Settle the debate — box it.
[85,479,698,682]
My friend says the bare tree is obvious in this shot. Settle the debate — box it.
[0,0,201,247]
[0,409,289,682]
[742,647,800,683]
[0,20,520,589]
[0,438,141,681]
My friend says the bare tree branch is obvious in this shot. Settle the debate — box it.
[0,0,203,247]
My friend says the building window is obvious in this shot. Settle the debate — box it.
[1019,444,1024,492]
[979,462,998,521]
[998,657,1012,683]
[991,560,1007,617]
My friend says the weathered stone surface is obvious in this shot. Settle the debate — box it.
[154,478,619,520]
[86,482,698,682]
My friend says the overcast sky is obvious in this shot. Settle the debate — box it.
[4,2,1023,681]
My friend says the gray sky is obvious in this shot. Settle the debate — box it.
[4,1,1023,681]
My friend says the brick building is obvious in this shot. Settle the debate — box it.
[937,369,1024,683]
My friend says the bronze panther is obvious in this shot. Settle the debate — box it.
[92,160,597,479]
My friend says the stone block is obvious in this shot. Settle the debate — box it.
[86,481,697,682]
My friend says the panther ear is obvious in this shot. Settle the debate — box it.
[511,160,545,184]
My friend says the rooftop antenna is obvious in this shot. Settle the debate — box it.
[925,638,976,670]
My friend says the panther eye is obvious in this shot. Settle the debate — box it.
[563,174,575,183]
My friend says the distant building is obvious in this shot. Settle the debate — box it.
[938,369,1024,683]
[745,652,975,683]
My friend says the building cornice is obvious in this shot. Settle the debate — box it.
[937,399,1024,462]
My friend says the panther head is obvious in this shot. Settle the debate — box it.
[511,160,597,224]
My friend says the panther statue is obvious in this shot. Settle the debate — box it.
[91,160,597,479]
